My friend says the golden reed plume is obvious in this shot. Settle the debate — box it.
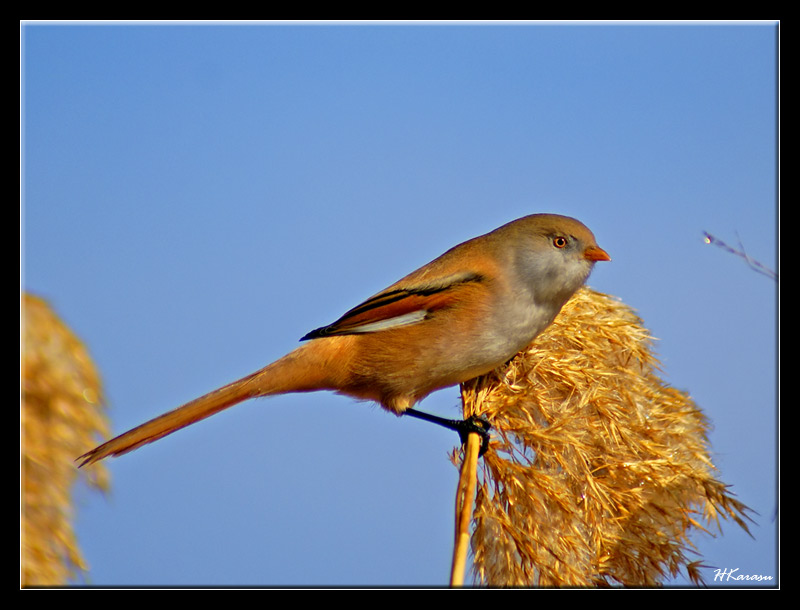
[454,287,751,587]
[21,294,110,586]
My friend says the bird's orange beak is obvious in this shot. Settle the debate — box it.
[584,245,611,262]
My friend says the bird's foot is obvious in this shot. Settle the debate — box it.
[404,409,492,456]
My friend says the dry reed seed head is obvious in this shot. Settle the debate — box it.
[459,287,751,587]
[21,294,110,586]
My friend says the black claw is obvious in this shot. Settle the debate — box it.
[404,409,492,456]
[457,415,492,456]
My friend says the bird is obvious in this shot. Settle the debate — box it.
[77,213,609,468]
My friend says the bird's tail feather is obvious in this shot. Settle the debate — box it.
[77,341,342,467]
[77,369,269,467]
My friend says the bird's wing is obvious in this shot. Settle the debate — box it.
[301,271,486,340]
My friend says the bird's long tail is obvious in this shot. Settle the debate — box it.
[77,341,344,467]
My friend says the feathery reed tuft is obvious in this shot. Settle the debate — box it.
[21,294,110,587]
[456,287,751,587]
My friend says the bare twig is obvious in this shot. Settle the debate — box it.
[703,231,778,281]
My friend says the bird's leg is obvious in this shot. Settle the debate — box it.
[403,409,492,456]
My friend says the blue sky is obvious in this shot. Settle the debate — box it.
[22,22,778,587]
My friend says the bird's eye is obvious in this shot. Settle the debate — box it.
[553,236,568,249]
